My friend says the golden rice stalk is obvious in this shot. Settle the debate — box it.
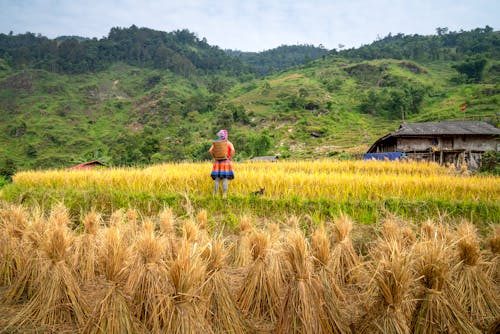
[277,230,325,334]
[109,209,125,227]
[48,203,72,228]
[330,215,359,285]
[7,225,89,329]
[237,230,282,323]
[182,219,201,243]
[97,226,129,283]
[3,213,46,303]
[380,218,416,250]
[158,207,176,235]
[451,222,500,330]
[196,209,208,230]
[232,233,253,267]
[358,241,416,334]
[83,282,140,334]
[238,214,254,235]
[411,239,481,334]
[201,239,251,334]
[163,242,213,334]
[0,204,29,239]
[126,230,173,332]
[73,210,102,282]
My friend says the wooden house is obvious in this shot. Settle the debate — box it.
[366,121,500,168]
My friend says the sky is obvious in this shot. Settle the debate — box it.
[0,0,498,52]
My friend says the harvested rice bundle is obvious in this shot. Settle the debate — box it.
[380,218,416,250]
[182,218,202,244]
[48,203,72,228]
[84,226,139,334]
[419,219,452,242]
[231,215,254,267]
[201,239,251,334]
[451,222,500,331]
[126,227,173,332]
[330,214,360,285]
[158,207,178,260]
[162,241,213,334]
[358,241,416,334]
[237,230,282,324]
[311,227,351,334]
[0,204,30,286]
[278,230,331,334]
[7,223,89,329]
[72,210,101,282]
[411,239,481,334]
[3,211,45,303]
[486,225,499,284]
[196,209,209,230]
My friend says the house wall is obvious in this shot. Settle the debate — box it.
[397,136,499,152]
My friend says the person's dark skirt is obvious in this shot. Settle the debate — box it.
[211,159,234,180]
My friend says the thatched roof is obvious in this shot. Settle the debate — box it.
[394,121,500,136]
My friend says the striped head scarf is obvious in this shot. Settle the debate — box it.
[217,129,228,141]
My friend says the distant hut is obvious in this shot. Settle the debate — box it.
[365,121,500,169]
[249,155,280,162]
[68,160,106,170]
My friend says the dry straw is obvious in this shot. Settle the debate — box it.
[163,241,213,334]
[452,222,500,331]
[311,226,351,333]
[358,241,416,334]
[411,238,481,334]
[201,239,251,334]
[72,210,101,282]
[237,230,282,325]
[84,226,138,334]
[125,226,173,332]
[277,230,328,334]
[330,214,359,285]
[7,221,89,329]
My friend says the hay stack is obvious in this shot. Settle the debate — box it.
[411,239,481,334]
[72,210,101,282]
[125,225,173,332]
[358,241,416,334]
[83,226,138,334]
[237,230,282,325]
[311,226,351,333]
[201,239,251,334]
[7,220,89,329]
[451,222,500,330]
[330,215,359,285]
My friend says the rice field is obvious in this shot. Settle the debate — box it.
[0,203,498,333]
[3,159,500,225]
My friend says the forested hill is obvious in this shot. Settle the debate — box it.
[0,26,249,75]
[225,45,330,75]
[0,26,499,176]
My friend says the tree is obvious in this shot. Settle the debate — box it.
[452,56,487,83]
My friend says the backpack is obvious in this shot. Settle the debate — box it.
[212,140,229,160]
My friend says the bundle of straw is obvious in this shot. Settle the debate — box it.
[126,227,173,332]
[277,230,328,334]
[330,215,359,285]
[72,210,101,282]
[163,241,213,334]
[358,241,416,334]
[411,239,481,334]
[451,222,500,330]
[311,227,351,334]
[201,239,251,334]
[237,230,282,325]
[84,226,139,334]
[7,222,89,329]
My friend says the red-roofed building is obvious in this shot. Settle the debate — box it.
[68,160,106,170]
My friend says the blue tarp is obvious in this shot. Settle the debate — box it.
[363,152,405,161]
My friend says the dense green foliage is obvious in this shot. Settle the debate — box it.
[226,44,329,75]
[0,26,499,172]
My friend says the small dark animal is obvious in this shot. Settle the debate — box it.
[251,187,265,196]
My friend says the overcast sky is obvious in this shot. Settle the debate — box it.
[0,0,498,52]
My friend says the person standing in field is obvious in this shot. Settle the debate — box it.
[209,129,235,198]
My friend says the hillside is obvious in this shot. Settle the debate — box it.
[0,26,499,174]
